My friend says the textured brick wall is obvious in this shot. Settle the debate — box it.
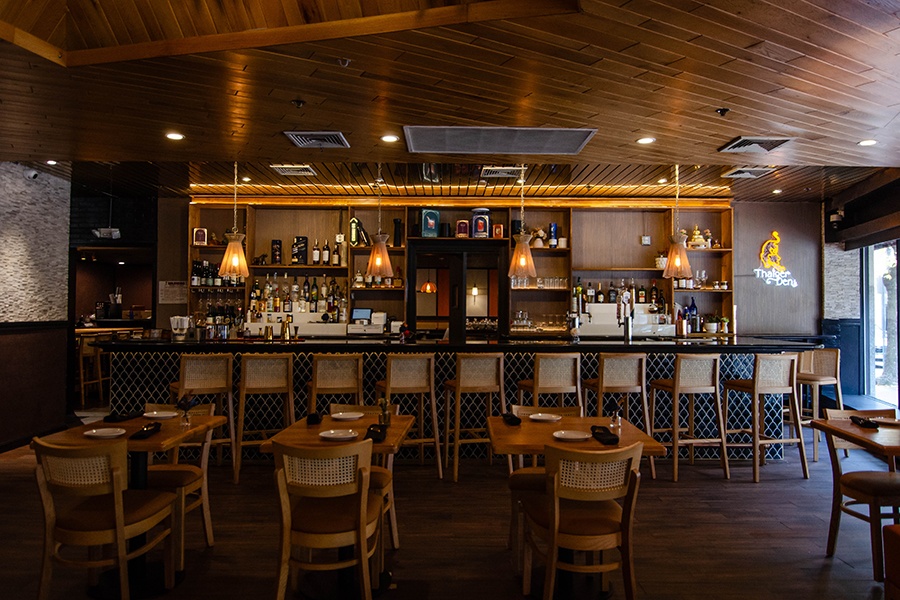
[0,163,70,322]
[824,242,861,319]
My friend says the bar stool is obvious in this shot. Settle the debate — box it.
[722,353,809,482]
[582,352,655,479]
[234,353,294,484]
[796,348,844,462]
[516,353,583,414]
[375,353,443,479]
[306,353,364,414]
[169,353,237,481]
[77,334,104,408]
[443,353,505,482]
[648,354,730,482]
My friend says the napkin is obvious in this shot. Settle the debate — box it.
[591,425,620,445]
[103,412,143,423]
[307,412,322,425]
[364,424,388,442]
[130,422,162,439]
[850,415,879,429]
[502,412,521,426]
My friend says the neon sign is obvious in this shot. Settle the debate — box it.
[754,231,798,287]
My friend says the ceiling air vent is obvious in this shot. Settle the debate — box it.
[270,164,317,177]
[404,126,595,155]
[480,166,525,178]
[719,136,793,153]
[721,167,777,179]
[283,131,350,149]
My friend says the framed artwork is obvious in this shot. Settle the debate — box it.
[193,228,208,246]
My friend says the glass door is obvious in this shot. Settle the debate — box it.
[865,241,898,404]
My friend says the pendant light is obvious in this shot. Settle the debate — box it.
[365,163,394,280]
[662,164,692,280]
[420,269,437,294]
[218,161,250,279]
[508,164,537,279]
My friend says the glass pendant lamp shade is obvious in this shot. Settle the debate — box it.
[219,232,250,278]
[420,279,437,294]
[366,232,394,279]
[508,233,537,278]
[662,231,692,279]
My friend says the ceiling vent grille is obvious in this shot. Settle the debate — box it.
[721,166,777,179]
[404,126,595,155]
[270,164,317,176]
[480,166,525,178]
[719,136,793,153]
[283,131,350,149]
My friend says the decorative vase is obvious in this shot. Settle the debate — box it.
[704,323,719,334]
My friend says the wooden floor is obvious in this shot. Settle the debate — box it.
[1,430,890,600]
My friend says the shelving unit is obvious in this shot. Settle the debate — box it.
[186,204,248,319]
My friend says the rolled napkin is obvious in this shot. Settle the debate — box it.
[502,412,522,426]
[130,422,162,439]
[364,424,388,442]
[591,425,620,445]
[306,412,322,425]
[850,415,879,429]
[103,412,143,423]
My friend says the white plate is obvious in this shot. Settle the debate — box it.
[319,429,359,442]
[144,411,178,420]
[529,413,563,422]
[552,430,592,442]
[872,417,900,427]
[84,428,127,439]
[331,412,365,421]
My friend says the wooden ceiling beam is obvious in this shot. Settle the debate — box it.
[827,167,900,211]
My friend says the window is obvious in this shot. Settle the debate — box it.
[864,241,898,404]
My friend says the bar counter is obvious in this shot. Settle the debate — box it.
[100,335,815,461]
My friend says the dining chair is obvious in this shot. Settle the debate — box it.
[272,438,382,600]
[521,441,644,600]
[146,403,216,571]
[822,408,900,582]
[885,525,900,600]
[32,436,177,600]
[306,353,364,414]
[517,353,583,414]
[330,402,402,550]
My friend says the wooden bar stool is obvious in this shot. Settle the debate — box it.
[306,353,364,414]
[722,353,809,482]
[443,353,505,482]
[517,353,583,414]
[169,353,237,481]
[796,348,844,462]
[376,353,443,479]
[77,334,104,408]
[235,353,294,484]
[583,352,655,479]
[648,354,730,482]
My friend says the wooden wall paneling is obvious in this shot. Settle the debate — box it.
[252,207,341,263]
[572,209,668,269]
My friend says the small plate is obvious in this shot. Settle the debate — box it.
[319,429,359,442]
[84,428,127,439]
[144,411,178,420]
[552,430,592,442]
[331,412,365,421]
[530,413,563,422]
[872,417,900,427]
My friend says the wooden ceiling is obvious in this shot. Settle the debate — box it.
[2,0,899,204]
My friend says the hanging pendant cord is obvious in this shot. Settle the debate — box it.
[519,164,526,229]
[377,162,383,235]
[232,161,239,233]
[674,164,680,235]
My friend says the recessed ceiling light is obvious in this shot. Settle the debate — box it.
[636,137,656,144]
[242,176,251,182]
[381,134,400,143]
[858,139,877,146]
[118,261,125,265]
[166,132,185,140]
[657,178,668,184]
[772,189,783,194]
[46,160,57,165]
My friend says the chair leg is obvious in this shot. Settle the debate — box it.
[811,386,821,462]
[671,392,680,482]
[201,480,215,547]
[872,500,886,582]
[789,390,810,479]
[235,392,246,485]
[115,529,130,600]
[164,513,176,589]
[826,489,843,557]
[751,392,761,483]
[640,389,656,480]
[714,390,730,480]
[443,389,452,474]
[428,390,443,480]
[453,390,462,482]
[543,536,558,600]
[227,392,239,484]
[621,537,637,600]
[173,489,187,571]
[522,527,533,596]
[38,529,54,600]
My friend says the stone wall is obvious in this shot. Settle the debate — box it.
[0,163,70,322]
[824,242,860,320]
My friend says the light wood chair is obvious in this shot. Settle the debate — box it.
[235,353,294,483]
[517,353,583,414]
[306,353,364,414]
[169,353,237,481]
[823,408,900,582]
[722,353,808,482]
[330,402,402,550]
[146,403,216,572]
[884,524,900,599]
[521,442,644,600]
[648,354,730,482]
[273,438,381,600]
[583,352,655,479]
[77,334,104,408]
[32,437,177,600]
[797,348,844,462]
[443,352,505,482]
[376,353,443,479]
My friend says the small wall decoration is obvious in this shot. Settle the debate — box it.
[754,230,798,288]
[192,228,207,246]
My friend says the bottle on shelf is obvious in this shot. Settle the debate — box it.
[394,267,404,288]
[332,235,342,266]
[322,239,331,265]
[586,281,595,305]
[354,269,364,288]
[607,280,618,304]
[312,239,321,265]
[637,283,646,303]
[310,277,318,312]
[575,277,583,313]
[302,275,310,301]
[597,282,605,304]
[650,279,659,304]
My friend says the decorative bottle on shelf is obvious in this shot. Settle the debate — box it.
[638,283,646,303]
[310,277,318,312]
[650,279,659,304]
[393,267,404,288]
[393,218,403,247]
[302,275,310,301]
[354,269,364,288]
[322,240,331,265]
[597,282,605,304]
[607,280,618,304]
[586,281,595,305]
[312,239,320,265]
[332,235,342,266]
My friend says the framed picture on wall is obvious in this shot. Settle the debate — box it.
[193,228,208,246]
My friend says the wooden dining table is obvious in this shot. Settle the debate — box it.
[259,414,415,455]
[811,418,900,470]
[487,415,666,457]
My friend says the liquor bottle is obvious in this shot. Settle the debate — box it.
[290,277,300,302]
[575,277,583,313]
[319,275,328,303]
[191,261,201,286]
[586,281,595,304]
[393,267,404,288]
[332,236,342,266]
[302,275,310,301]
[312,239,320,265]
[250,279,260,305]
[649,279,659,304]
[322,240,331,265]
[637,283,647,303]
[597,282,605,304]
[310,277,318,312]
[354,269,364,288]
[263,274,272,299]
[607,280,618,304]
[283,288,292,313]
